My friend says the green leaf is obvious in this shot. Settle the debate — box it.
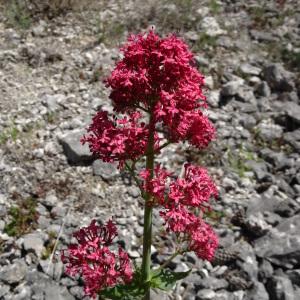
[99,267,146,300]
[149,268,192,291]
[100,283,146,300]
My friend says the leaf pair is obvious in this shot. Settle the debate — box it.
[100,268,191,299]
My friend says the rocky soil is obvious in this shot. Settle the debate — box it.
[0,0,300,299]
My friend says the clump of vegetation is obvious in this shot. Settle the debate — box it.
[45,112,57,124]
[226,146,257,177]
[281,48,300,72]
[248,5,268,29]
[205,210,226,223]
[209,0,221,15]
[5,0,32,29]
[4,197,39,237]
[41,231,57,260]
[96,20,126,46]
[251,128,293,154]
[193,33,218,53]
[0,126,19,145]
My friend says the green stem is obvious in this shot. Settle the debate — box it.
[124,161,144,196]
[156,251,180,272]
[141,111,155,300]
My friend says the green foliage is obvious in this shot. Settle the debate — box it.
[45,112,56,124]
[205,210,226,222]
[96,19,125,46]
[100,268,146,300]
[4,197,38,237]
[251,127,293,154]
[226,146,256,177]
[41,231,57,260]
[0,237,4,254]
[149,268,191,291]
[0,126,19,145]
[100,267,191,299]
[193,33,218,52]
[247,5,268,29]
[281,48,300,72]
[209,0,220,15]
[5,0,31,29]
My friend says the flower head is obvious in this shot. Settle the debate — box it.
[104,30,215,149]
[81,111,160,167]
[141,163,218,260]
[61,220,133,298]
[160,206,218,261]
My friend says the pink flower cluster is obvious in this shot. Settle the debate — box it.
[81,111,159,167]
[61,220,133,298]
[82,31,215,164]
[141,164,218,261]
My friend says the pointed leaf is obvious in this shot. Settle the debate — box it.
[150,268,192,291]
[100,283,146,300]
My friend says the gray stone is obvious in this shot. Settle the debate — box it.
[259,149,290,169]
[38,215,51,229]
[263,63,295,92]
[0,204,7,217]
[256,81,271,97]
[254,214,300,268]
[42,193,59,208]
[44,284,75,300]
[221,80,243,97]
[201,16,226,37]
[263,211,282,227]
[0,260,27,284]
[32,20,47,37]
[214,290,231,300]
[256,121,283,142]
[258,259,274,280]
[284,102,300,128]
[23,232,45,257]
[250,30,278,42]
[274,197,300,217]
[240,63,261,76]
[197,289,216,300]
[239,114,256,130]
[197,277,229,290]
[247,281,269,300]
[13,285,32,300]
[244,212,272,237]
[287,269,300,286]
[39,259,64,281]
[0,285,10,298]
[42,94,64,112]
[232,241,258,280]
[0,219,5,231]
[245,161,271,182]
[266,275,295,300]
[294,288,300,300]
[150,289,169,300]
[284,129,300,152]
[92,160,119,180]
[236,88,257,105]
[69,286,85,299]
[246,196,281,216]
[58,129,94,164]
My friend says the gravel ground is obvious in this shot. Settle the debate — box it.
[0,1,300,299]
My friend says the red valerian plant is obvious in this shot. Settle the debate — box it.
[62,31,218,300]
[61,220,133,298]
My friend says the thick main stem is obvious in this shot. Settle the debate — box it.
[141,112,155,300]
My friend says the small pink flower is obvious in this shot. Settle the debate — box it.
[104,31,215,149]
[81,111,160,167]
[140,164,218,260]
[61,220,133,298]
